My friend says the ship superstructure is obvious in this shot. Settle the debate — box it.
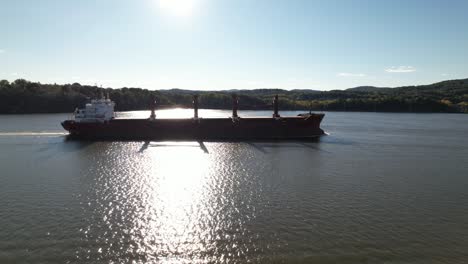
[73,96,115,123]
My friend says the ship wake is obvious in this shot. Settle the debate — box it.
[0,132,67,136]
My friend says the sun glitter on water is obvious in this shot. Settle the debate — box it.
[158,0,198,17]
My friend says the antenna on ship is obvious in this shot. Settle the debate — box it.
[98,85,105,100]
[273,94,280,118]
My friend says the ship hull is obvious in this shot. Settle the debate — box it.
[61,114,325,141]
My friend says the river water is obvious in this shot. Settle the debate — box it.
[0,110,467,263]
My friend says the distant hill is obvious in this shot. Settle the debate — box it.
[0,78,467,114]
[346,86,390,92]
[290,89,321,93]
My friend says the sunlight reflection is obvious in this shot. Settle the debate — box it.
[82,140,260,262]
[137,142,214,262]
[116,108,232,119]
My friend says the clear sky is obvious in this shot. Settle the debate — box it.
[1,0,467,90]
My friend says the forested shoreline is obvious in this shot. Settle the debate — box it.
[0,78,467,114]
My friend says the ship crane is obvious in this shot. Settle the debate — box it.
[273,94,281,118]
[149,98,156,121]
[232,94,240,122]
[193,95,199,119]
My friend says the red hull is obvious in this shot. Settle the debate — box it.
[61,114,325,140]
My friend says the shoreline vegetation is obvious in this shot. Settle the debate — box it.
[0,78,467,114]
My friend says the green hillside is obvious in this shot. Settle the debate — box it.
[0,78,467,114]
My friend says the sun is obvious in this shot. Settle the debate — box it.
[158,0,197,17]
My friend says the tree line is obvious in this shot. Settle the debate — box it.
[0,78,467,114]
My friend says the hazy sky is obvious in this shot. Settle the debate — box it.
[1,0,467,90]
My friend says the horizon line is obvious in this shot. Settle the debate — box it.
[1,77,467,92]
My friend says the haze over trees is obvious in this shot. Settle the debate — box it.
[0,78,467,114]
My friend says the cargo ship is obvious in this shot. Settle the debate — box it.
[61,94,325,140]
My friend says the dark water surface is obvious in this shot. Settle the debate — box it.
[1,110,467,263]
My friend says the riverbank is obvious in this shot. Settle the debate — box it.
[1,78,467,114]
